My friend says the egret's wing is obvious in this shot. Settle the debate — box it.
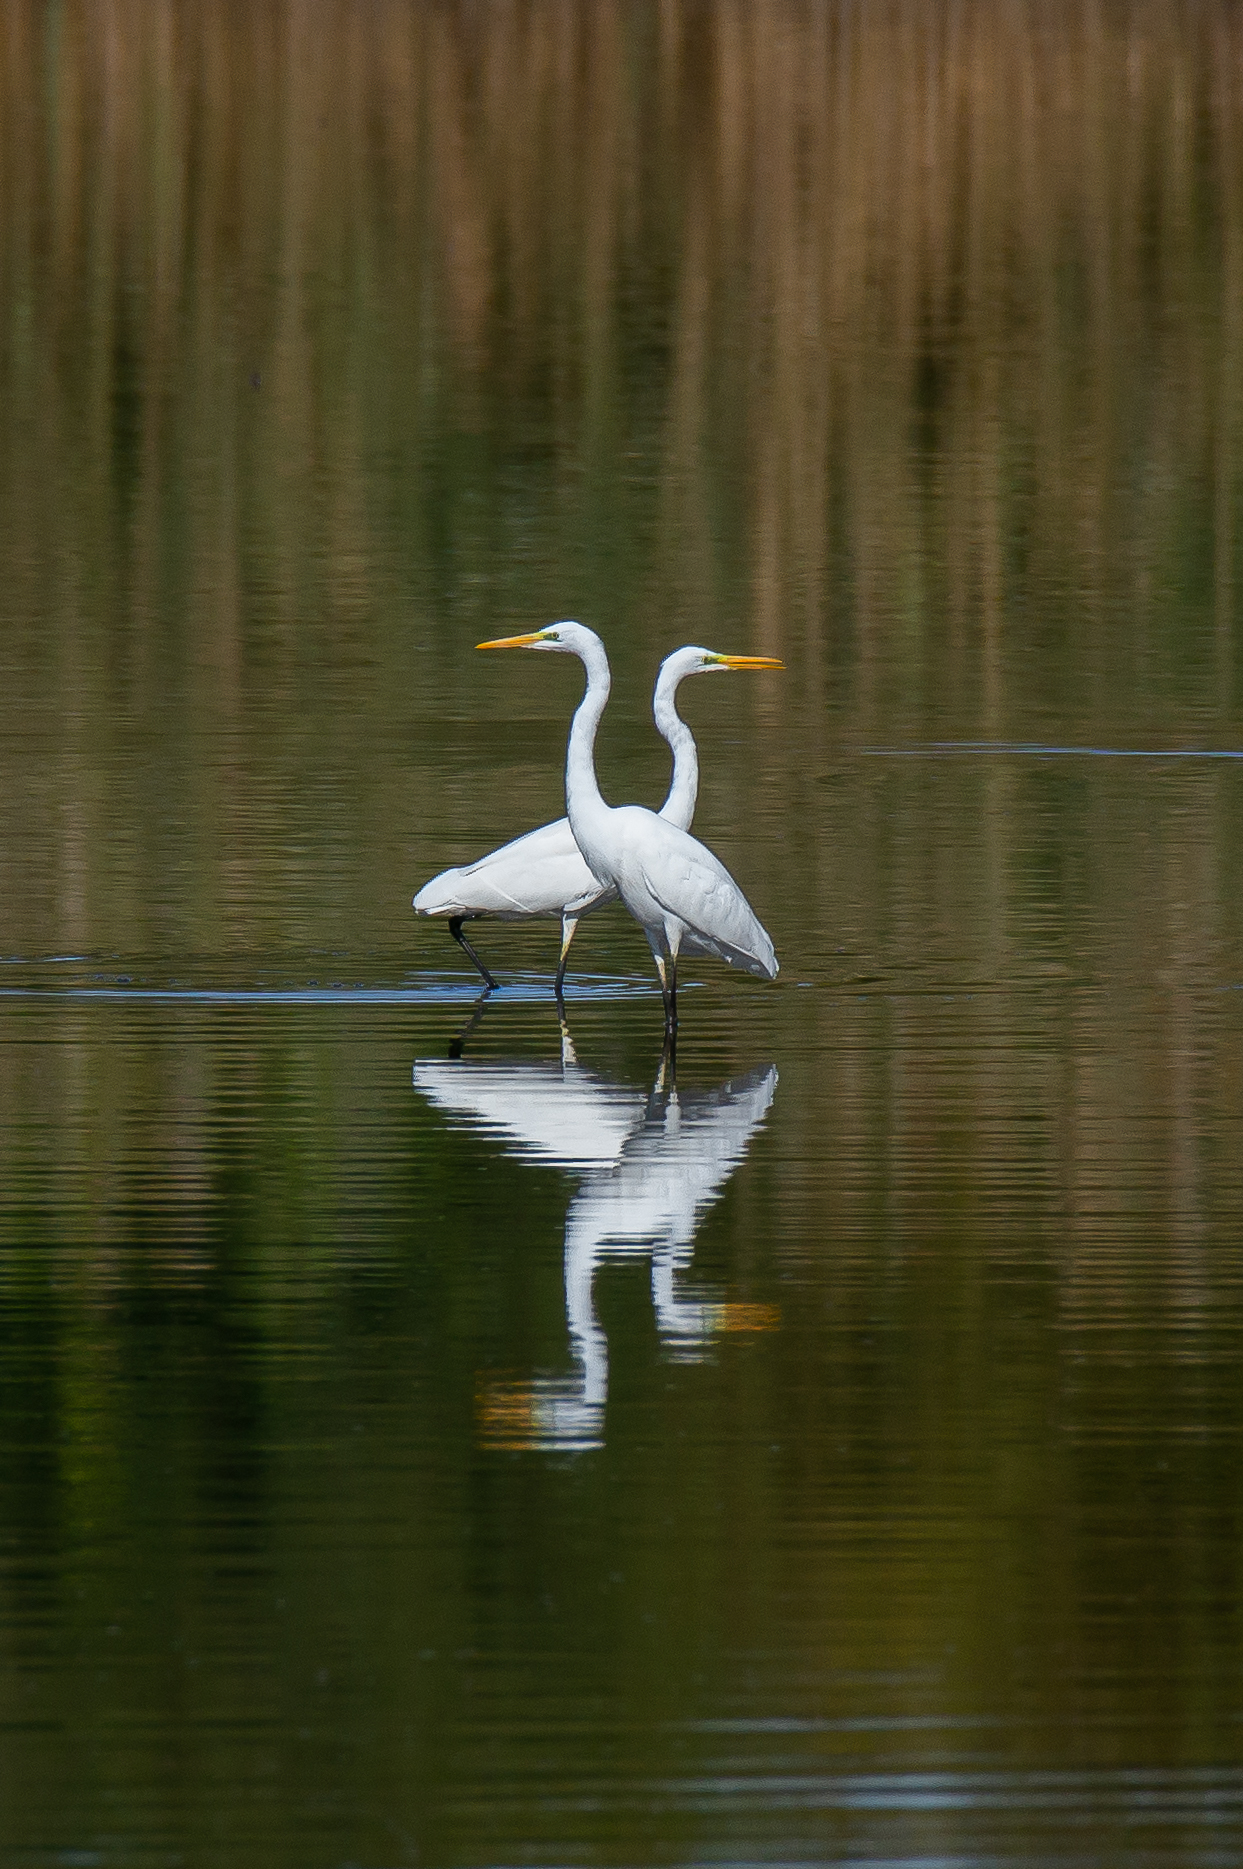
[413,1059,646,1171]
[414,817,612,920]
[631,820,778,979]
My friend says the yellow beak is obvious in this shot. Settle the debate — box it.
[715,654,784,670]
[476,631,548,650]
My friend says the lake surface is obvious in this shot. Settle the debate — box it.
[1,5,1242,1865]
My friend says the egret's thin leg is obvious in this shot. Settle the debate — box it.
[554,914,580,998]
[652,950,668,1012]
[449,917,499,990]
[667,952,679,1034]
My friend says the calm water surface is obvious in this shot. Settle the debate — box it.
[1,5,1242,1865]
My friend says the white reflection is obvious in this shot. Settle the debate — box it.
[412,1030,777,1452]
[414,1026,644,1173]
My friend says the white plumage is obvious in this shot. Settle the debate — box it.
[414,818,604,922]
[475,621,780,1028]
[601,807,778,979]
[414,641,779,991]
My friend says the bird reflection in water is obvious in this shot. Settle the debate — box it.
[413,1020,777,1451]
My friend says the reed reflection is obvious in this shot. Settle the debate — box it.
[413,1028,776,1451]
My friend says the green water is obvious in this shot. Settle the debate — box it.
[1,4,1242,1864]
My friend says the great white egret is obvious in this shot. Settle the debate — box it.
[413,642,781,992]
[477,622,779,1028]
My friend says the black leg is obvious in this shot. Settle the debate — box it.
[449,917,498,991]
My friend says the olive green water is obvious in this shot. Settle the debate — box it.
[2,5,1243,1865]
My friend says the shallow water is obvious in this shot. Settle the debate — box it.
[2,5,1243,1866]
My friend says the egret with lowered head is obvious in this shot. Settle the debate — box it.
[476,622,779,1030]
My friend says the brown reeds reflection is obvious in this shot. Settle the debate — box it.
[2,3,1239,680]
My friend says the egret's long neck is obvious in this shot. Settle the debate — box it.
[653,672,698,831]
[565,637,612,844]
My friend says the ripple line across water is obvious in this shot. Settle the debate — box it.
[863,743,1243,759]
[0,976,659,1005]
